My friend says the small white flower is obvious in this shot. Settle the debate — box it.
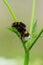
[0,57,23,65]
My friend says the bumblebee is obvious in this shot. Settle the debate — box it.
[12,22,30,42]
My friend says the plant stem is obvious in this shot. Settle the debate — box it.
[30,0,36,34]
[22,42,27,52]
[24,51,29,65]
[29,28,43,50]
[8,27,29,65]
[3,0,17,22]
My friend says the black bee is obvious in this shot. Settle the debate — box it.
[12,22,30,42]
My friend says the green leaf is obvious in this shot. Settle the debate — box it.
[8,27,21,38]
[3,0,17,22]
[8,27,27,43]
[8,27,27,51]
[32,20,37,34]
[32,33,43,40]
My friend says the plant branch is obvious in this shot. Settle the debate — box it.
[30,0,36,34]
[8,27,27,52]
[3,0,17,22]
[8,27,20,38]
[3,0,27,52]
[29,28,43,50]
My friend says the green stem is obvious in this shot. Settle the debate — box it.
[22,43,27,52]
[3,0,17,22]
[24,52,29,65]
[29,28,43,50]
[30,0,36,34]
[8,27,29,65]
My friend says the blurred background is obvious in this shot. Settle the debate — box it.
[0,0,43,65]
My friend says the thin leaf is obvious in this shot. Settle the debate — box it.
[8,27,27,43]
[32,33,43,40]
[8,27,27,51]
[8,27,21,38]
[32,20,37,34]
[3,0,17,22]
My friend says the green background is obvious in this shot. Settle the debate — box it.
[0,0,43,64]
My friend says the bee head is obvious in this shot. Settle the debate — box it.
[12,22,18,28]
